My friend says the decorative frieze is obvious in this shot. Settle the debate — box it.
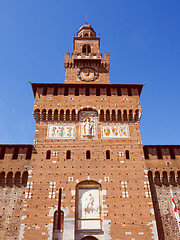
[47,124,75,139]
[101,124,129,139]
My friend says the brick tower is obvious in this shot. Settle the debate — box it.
[18,23,158,239]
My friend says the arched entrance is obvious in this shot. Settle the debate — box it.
[81,236,98,240]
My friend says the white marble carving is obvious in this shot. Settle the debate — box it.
[83,117,93,136]
[80,111,97,139]
[79,188,100,219]
[47,124,75,139]
[78,188,101,230]
[101,125,129,138]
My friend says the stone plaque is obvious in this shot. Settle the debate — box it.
[47,124,75,139]
[101,125,129,138]
[78,188,101,230]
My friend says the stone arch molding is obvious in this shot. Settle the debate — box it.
[81,236,99,240]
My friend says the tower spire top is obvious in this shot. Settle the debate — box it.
[85,16,88,24]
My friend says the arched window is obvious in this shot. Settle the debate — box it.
[162,171,169,186]
[86,150,91,159]
[66,150,71,159]
[54,109,58,121]
[22,171,28,187]
[106,150,110,159]
[135,109,139,121]
[118,110,122,121]
[7,171,13,187]
[106,110,110,121]
[112,110,116,121]
[82,44,91,54]
[154,171,161,186]
[123,110,127,121]
[125,150,129,159]
[100,110,104,121]
[0,171,5,187]
[34,109,40,122]
[42,109,46,121]
[129,110,133,121]
[66,110,70,121]
[72,110,76,121]
[60,110,64,121]
[14,172,21,187]
[48,109,52,121]
[46,150,51,159]
[170,171,176,186]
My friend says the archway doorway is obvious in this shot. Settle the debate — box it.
[81,236,98,240]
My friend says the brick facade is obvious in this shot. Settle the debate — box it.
[0,23,180,240]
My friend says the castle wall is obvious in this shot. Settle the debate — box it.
[144,145,180,239]
[0,145,32,240]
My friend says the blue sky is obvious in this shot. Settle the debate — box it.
[0,0,180,145]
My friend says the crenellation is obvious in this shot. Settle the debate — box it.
[144,145,180,161]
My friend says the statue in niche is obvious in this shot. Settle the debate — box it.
[84,193,99,215]
[80,190,100,218]
[83,117,93,137]
[86,193,94,212]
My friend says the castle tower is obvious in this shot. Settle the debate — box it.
[64,23,110,84]
[19,24,158,239]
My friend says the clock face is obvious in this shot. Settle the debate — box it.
[77,67,98,82]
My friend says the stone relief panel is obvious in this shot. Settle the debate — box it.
[80,111,97,140]
[47,124,75,139]
[101,124,129,139]
[78,188,101,230]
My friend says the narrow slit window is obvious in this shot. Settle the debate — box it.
[86,150,91,159]
[46,150,51,159]
[125,150,129,159]
[66,150,71,159]
[106,150,110,159]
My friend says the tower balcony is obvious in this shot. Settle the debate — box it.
[72,52,102,60]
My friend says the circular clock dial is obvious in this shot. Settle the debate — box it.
[77,67,98,82]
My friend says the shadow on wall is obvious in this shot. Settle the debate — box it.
[148,171,165,240]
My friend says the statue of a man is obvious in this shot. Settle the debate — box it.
[84,117,93,136]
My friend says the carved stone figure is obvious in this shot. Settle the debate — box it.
[86,193,94,212]
[84,117,93,136]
